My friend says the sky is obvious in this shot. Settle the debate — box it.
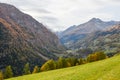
[0,0,120,31]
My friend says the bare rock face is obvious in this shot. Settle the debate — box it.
[0,3,64,75]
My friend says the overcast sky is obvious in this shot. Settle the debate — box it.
[0,0,120,31]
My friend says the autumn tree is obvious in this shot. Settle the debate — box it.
[0,71,3,80]
[4,65,13,78]
[87,51,106,62]
[40,59,56,71]
[23,63,31,75]
[95,51,106,60]
[32,66,39,74]
[87,54,96,62]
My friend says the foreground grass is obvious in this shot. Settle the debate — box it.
[7,55,120,80]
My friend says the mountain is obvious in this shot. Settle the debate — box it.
[0,3,64,75]
[73,24,120,56]
[59,18,120,48]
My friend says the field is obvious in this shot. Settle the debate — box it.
[7,55,120,80]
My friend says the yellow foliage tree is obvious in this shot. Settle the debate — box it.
[32,66,39,74]
[0,71,3,80]
[40,59,56,71]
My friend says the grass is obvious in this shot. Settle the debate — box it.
[6,55,120,80]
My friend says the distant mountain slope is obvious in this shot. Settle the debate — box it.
[59,18,120,48]
[73,24,120,55]
[0,3,64,75]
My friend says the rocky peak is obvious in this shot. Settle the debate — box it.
[89,18,103,23]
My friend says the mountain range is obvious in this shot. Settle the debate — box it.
[73,24,120,55]
[59,18,120,49]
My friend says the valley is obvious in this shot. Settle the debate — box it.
[59,18,120,57]
[0,1,120,80]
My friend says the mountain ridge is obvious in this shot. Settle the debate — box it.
[0,3,64,75]
[59,18,120,48]
[72,24,120,56]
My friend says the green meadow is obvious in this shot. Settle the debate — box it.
[7,55,120,80]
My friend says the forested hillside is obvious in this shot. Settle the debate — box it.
[0,3,64,75]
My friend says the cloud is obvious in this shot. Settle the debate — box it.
[20,6,51,14]
[0,0,120,31]
[39,16,58,23]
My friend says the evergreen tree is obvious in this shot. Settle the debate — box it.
[62,58,68,68]
[48,60,56,70]
[57,57,63,68]
[32,66,39,74]
[58,57,68,68]
[23,63,31,75]
[55,61,60,69]
[79,58,84,65]
[0,71,3,80]
[66,57,78,66]
[4,65,13,78]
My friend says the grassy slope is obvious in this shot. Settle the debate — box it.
[7,55,120,80]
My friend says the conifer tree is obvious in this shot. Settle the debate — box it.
[57,57,63,68]
[23,63,31,75]
[66,57,78,66]
[4,66,13,78]
[79,58,83,65]
[57,57,68,68]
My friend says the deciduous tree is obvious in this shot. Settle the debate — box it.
[32,66,39,73]
[40,59,56,71]
[0,71,3,80]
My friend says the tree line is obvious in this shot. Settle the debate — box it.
[0,51,107,80]
[40,51,107,71]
